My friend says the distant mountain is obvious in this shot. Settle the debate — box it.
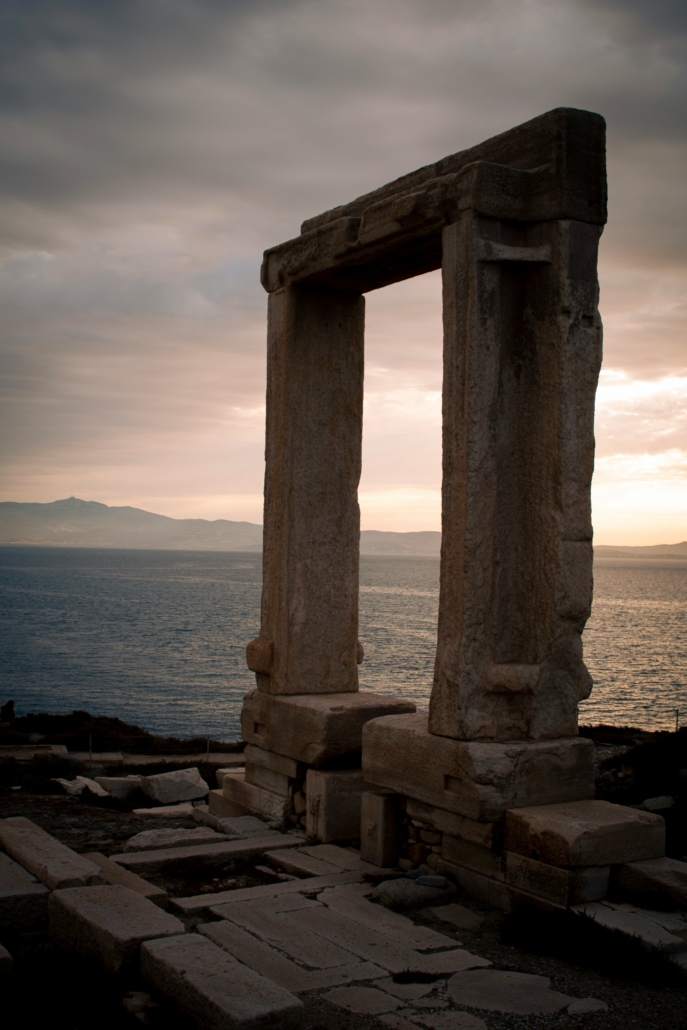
[1,499,683,558]
[0,498,441,554]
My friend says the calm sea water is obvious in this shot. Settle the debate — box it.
[1,547,685,740]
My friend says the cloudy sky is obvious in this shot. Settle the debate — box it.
[1,0,686,544]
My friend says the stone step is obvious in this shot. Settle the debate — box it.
[173,869,365,914]
[0,851,50,932]
[200,918,384,992]
[0,816,105,890]
[83,852,169,909]
[49,885,184,976]
[123,827,232,851]
[110,833,304,874]
[141,932,304,1030]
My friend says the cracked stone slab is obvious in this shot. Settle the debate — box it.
[447,970,573,1015]
[321,986,403,1015]
[0,816,105,890]
[0,851,50,932]
[573,902,687,952]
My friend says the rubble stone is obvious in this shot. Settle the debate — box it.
[371,878,455,910]
[84,852,169,909]
[49,885,184,976]
[364,716,594,821]
[504,799,665,867]
[306,768,364,842]
[0,851,49,931]
[140,767,209,804]
[0,816,105,890]
[141,932,304,1030]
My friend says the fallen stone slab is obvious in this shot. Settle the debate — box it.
[49,885,184,976]
[123,827,230,851]
[208,788,247,819]
[83,852,169,909]
[573,901,687,951]
[413,1013,487,1029]
[0,942,13,978]
[567,998,609,1013]
[133,802,194,817]
[613,856,687,910]
[504,800,665,868]
[141,932,304,1030]
[447,969,573,1015]
[264,849,341,878]
[0,851,50,931]
[299,843,396,875]
[0,816,105,890]
[200,919,384,992]
[426,904,484,930]
[111,833,305,875]
[322,985,403,1015]
[372,878,456,910]
[94,775,142,799]
[175,870,364,914]
[141,767,209,804]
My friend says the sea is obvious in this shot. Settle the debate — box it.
[1,546,686,742]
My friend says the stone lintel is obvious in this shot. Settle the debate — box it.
[242,690,416,766]
[262,108,606,294]
[362,714,593,822]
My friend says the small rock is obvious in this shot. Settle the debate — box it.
[75,775,110,797]
[140,767,209,804]
[405,868,424,879]
[416,875,447,888]
[322,986,402,1015]
[51,777,83,796]
[567,997,609,1014]
[640,796,674,812]
[398,858,415,872]
[372,877,455,910]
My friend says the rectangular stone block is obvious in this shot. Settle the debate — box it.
[362,714,594,821]
[264,849,341,878]
[504,800,666,867]
[441,835,503,880]
[94,775,142,799]
[83,852,169,909]
[405,799,498,849]
[110,834,302,874]
[436,859,514,913]
[306,769,364,843]
[49,885,184,976]
[244,744,306,780]
[0,816,106,890]
[0,851,50,931]
[243,690,416,765]
[505,852,609,907]
[360,791,403,868]
[223,772,293,823]
[612,857,687,911]
[216,768,245,789]
[208,788,246,818]
[245,761,292,797]
[141,932,304,1030]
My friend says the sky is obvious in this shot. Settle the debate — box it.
[1,0,686,544]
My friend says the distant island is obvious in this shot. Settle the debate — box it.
[0,497,685,558]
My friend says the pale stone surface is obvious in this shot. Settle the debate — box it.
[371,878,455,910]
[0,816,105,890]
[49,885,184,976]
[448,970,572,1014]
[84,852,169,909]
[95,775,142,799]
[441,836,503,880]
[0,850,49,931]
[322,986,403,1015]
[405,800,497,850]
[141,933,304,1030]
[504,800,665,867]
[306,768,364,842]
[208,789,246,819]
[361,790,402,867]
[427,904,484,930]
[224,772,293,823]
[363,716,593,821]
[133,803,194,817]
[613,856,687,910]
[140,767,209,804]
[414,1013,487,1029]
[245,743,306,780]
[243,690,416,765]
[574,901,687,951]
[567,998,609,1013]
[0,941,13,977]
[505,852,609,906]
[199,919,384,992]
[111,833,302,874]
[264,849,340,878]
[124,827,226,851]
